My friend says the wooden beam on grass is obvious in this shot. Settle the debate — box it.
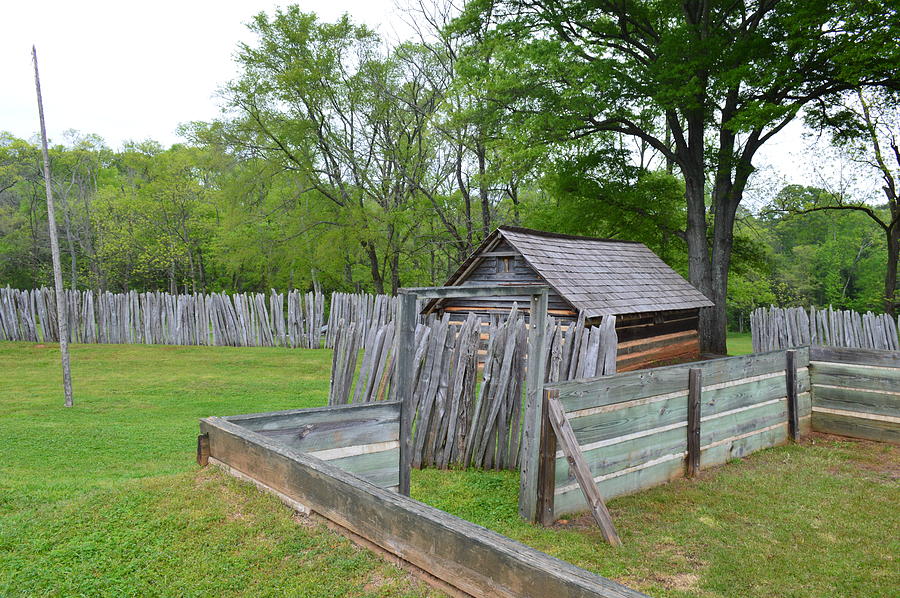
[545,394,621,546]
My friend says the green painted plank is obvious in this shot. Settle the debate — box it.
[700,423,787,469]
[258,420,399,453]
[700,374,793,417]
[568,396,686,448]
[810,345,900,368]
[556,348,808,413]
[809,362,900,393]
[798,391,812,418]
[554,457,684,518]
[812,411,900,444]
[553,425,686,487]
[228,401,401,432]
[701,399,788,447]
[327,447,400,488]
[812,385,899,419]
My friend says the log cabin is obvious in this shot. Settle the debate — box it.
[423,226,714,371]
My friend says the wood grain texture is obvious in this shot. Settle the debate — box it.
[687,369,701,477]
[552,348,810,413]
[201,416,647,598]
[811,410,900,444]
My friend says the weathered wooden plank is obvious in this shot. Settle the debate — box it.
[786,350,800,441]
[226,401,401,432]
[537,390,558,526]
[546,396,621,545]
[326,447,401,488]
[700,372,807,417]
[396,291,418,495]
[201,416,647,598]
[553,423,686,489]
[700,399,788,448]
[256,420,399,453]
[809,362,900,393]
[520,289,548,521]
[811,410,900,444]
[686,368,701,477]
[406,285,551,299]
[554,456,684,517]
[810,345,900,368]
[699,422,788,469]
[567,395,687,449]
[811,385,900,418]
[554,348,808,414]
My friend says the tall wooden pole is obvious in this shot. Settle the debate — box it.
[32,46,74,407]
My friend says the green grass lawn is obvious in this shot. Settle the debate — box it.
[2,340,897,597]
[0,342,436,597]
[727,331,753,355]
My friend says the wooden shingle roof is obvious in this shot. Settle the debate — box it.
[442,226,713,318]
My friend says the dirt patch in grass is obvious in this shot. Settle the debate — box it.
[806,432,900,480]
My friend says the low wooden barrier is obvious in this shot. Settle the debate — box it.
[220,402,401,490]
[540,349,811,519]
[198,413,647,598]
[809,346,900,444]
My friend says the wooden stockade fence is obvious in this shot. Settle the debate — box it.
[0,286,324,348]
[327,305,618,471]
[325,292,400,349]
[751,305,900,352]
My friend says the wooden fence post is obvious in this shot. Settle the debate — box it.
[786,349,799,442]
[519,288,548,522]
[196,433,210,466]
[537,388,558,526]
[396,291,418,496]
[687,368,702,477]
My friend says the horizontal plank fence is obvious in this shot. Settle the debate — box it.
[328,305,618,471]
[809,346,900,444]
[198,414,647,598]
[0,286,324,348]
[542,348,811,519]
[752,305,899,352]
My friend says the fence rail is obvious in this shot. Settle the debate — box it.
[543,348,812,518]
[751,306,899,352]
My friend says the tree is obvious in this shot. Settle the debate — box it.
[451,0,900,352]
[801,88,900,315]
[763,185,886,310]
[211,9,446,294]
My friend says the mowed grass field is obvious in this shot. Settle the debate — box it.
[1,340,897,597]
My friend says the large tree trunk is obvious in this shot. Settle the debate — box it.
[683,170,720,354]
[886,223,899,316]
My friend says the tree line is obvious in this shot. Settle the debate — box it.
[1,1,897,353]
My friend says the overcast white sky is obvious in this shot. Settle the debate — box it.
[2,1,831,198]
